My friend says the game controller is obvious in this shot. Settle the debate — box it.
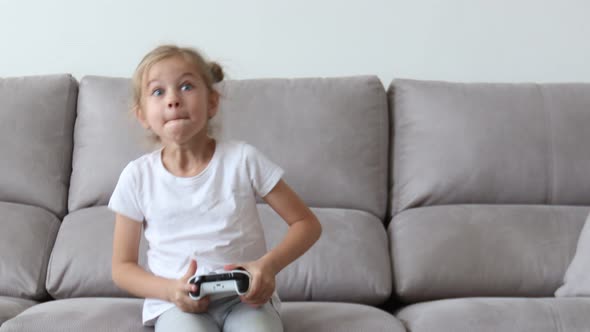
[188,269,251,301]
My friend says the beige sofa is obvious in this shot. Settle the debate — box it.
[1,74,589,331]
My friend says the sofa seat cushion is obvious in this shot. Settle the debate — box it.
[259,205,392,304]
[282,302,405,332]
[0,297,37,326]
[46,207,149,299]
[0,298,405,332]
[0,202,61,300]
[48,205,392,304]
[389,204,589,302]
[0,298,150,332]
[397,297,590,332]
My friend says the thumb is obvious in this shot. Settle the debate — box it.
[224,263,240,271]
[183,259,197,280]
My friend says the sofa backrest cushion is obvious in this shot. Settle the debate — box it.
[0,75,77,218]
[215,76,389,219]
[390,79,590,215]
[69,75,389,220]
[67,76,151,213]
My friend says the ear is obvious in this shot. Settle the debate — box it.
[134,105,150,129]
[207,90,220,119]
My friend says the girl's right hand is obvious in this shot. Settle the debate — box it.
[167,259,210,313]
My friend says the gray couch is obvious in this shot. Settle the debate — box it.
[0,74,588,331]
[389,80,590,331]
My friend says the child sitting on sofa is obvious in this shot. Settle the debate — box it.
[108,44,322,331]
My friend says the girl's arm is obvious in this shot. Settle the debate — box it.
[225,179,322,306]
[259,179,322,273]
[111,214,208,312]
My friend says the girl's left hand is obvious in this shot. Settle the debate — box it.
[224,259,277,308]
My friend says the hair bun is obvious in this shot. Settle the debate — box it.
[209,62,224,83]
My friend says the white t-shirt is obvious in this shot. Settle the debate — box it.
[108,140,284,326]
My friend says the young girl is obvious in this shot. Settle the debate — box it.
[109,45,322,332]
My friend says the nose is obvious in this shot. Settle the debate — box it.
[166,91,181,108]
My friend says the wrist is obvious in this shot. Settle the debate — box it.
[164,279,176,302]
[259,255,280,276]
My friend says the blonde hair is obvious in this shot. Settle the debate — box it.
[131,45,224,143]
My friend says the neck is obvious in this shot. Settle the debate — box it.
[161,137,216,177]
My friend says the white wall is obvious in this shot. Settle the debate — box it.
[1,0,589,84]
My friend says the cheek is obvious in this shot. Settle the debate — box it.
[143,108,163,125]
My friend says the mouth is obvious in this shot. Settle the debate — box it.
[165,116,190,124]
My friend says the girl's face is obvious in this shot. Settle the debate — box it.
[137,56,218,146]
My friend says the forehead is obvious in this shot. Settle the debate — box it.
[145,56,202,83]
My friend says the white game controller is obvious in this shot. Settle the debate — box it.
[188,269,251,301]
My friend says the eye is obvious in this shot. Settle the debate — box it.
[180,83,193,91]
[151,88,164,96]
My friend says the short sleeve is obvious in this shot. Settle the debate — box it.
[108,162,144,222]
[243,143,284,197]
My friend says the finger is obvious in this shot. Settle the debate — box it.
[248,281,272,303]
[259,291,272,303]
[194,296,210,312]
[244,275,262,301]
[183,259,197,281]
[184,294,208,313]
[256,291,273,305]
[263,284,275,300]
[184,282,198,294]
[252,290,271,305]
[246,297,264,306]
